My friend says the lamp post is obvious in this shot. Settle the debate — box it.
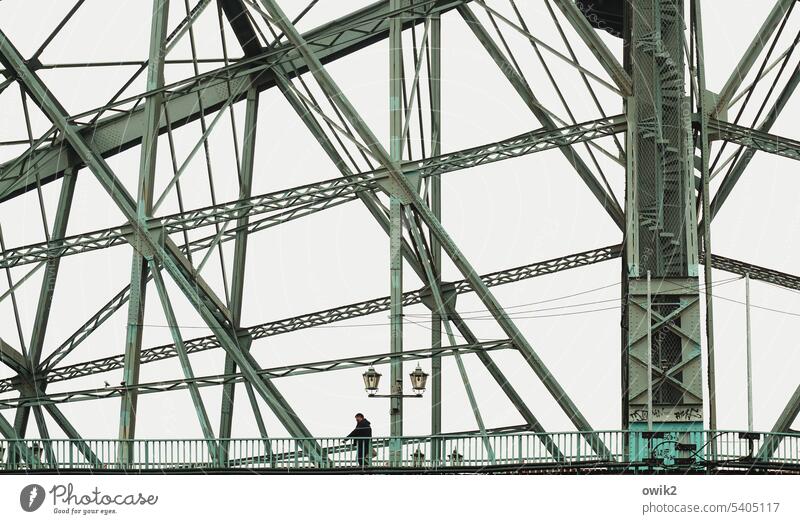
[362,364,429,398]
[362,364,429,466]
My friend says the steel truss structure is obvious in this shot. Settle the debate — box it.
[1,0,800,472]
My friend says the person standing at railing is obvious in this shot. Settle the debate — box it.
[343,413,372,467]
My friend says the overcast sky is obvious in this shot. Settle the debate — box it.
[0,1,799,449]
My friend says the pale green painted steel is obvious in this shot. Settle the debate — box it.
[389,0,404,465]
[219,86,265,462]
[429,11,443,465]
[549,0,632,96]
[14,167,78,443]
[406,209,495,463]
[17,245,621,393]
[1,0,799,469]
[692,0,717,433]
[710,65,800,220]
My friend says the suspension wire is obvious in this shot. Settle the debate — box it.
[130,276,743,331]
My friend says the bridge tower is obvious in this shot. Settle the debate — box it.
[623,0,704,441]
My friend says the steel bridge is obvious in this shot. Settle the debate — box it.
[1,0,800,473]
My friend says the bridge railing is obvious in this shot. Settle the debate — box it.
[0,430,798,471]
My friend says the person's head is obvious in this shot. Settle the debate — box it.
[355,413,364,422]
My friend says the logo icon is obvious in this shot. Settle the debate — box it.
[20,484,45,512]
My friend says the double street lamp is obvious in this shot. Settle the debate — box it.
[362,364,429,398]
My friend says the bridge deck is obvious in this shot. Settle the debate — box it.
[1,430,799,473]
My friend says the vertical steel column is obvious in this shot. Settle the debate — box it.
[646,271,653,432]
[429,12,443,465]
[219,87,265,464]
[388,0,404,466]
[118,0,170,464]
[745,273,753,432]
[625,0,704,435]
[12,166,77,441]
[692,0,717,432]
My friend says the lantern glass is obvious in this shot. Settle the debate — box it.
[362,367,381,393]
[409,364,429,394]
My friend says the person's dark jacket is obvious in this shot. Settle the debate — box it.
[346,418,372,439]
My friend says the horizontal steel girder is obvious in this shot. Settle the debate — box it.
[699,251,800,290]
[0,340,514,409]
[0,115,626,269]
[0,244,623,392]
[0,0,470,204]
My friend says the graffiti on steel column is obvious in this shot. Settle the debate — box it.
[629,406,703,422]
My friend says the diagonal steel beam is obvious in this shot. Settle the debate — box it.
[219,0,263,56]
[1,337,101,466]
[699,251,800,291]
[273,34,566,460]
[0,337,29,376]
[256,0,612,459]
[457,4,624,230]
[35,247,800,393]
[406,208,495,463]
[710,119,800,162]
[759,385,800,459]
[43,403,101,467]
[0,411,41,467]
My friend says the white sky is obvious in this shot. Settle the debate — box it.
[0,0,799,445]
